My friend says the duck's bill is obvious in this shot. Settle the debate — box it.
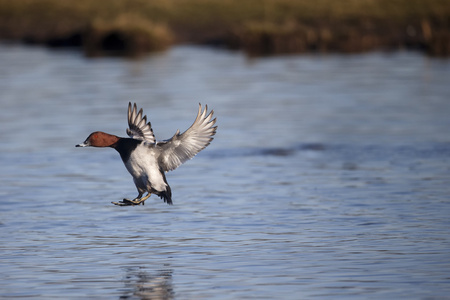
[75,142,89,147]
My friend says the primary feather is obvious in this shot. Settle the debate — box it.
[126,102,156,143]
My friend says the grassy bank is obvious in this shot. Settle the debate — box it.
[0,0,449,57]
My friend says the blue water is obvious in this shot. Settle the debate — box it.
[1,44,450,299]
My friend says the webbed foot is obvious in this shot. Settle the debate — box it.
[111,194,151,206]
[111,199,135,206]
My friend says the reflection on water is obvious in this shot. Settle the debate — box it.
[120,267,173,300]
[0,44,450,299]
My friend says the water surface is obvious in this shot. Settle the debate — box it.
[0,44,450,299]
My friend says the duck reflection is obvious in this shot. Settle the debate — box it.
[119,267,174,300]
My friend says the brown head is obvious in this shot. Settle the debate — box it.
[76,131,119,148]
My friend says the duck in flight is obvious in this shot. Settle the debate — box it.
[76,102,217,206]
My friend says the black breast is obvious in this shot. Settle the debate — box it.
[113,138,141,163]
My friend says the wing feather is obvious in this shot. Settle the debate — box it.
[158,104,217,172]
[126,102,156,143]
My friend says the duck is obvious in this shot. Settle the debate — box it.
[76,102,217,206]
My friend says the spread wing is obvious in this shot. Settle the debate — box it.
[126,102,156,143]
[158,104,217,172]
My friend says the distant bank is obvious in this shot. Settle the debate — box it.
[0,0,448,57]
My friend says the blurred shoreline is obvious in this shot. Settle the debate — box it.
[0,0,449,57]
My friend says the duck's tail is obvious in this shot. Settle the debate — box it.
[153,168,173,205]
[156,185,172,205]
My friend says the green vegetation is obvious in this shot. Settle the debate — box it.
[0,0,449,56]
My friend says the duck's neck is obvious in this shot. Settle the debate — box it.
[103,133,120,148]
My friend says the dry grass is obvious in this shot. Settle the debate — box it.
[83,15,173,57]
[0,0,449,56]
